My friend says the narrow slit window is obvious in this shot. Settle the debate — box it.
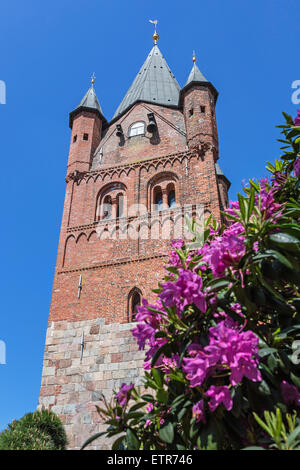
[154,191,163,211]
[83,133,89,141]
[168,190,176,208]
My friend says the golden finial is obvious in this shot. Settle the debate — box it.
[149,19,159,44]
[91,72,96,86]
[192,50,196,63]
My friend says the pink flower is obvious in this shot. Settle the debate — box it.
[258,178,282,220]
[145,419,151,428]
[281,381,300,407]
[161,354,180,374]
[146,403,154,413]
[231,303,245,318]
[200,223,246,278]
[183,320,261,388]
[294,158,300,178]
[205,385,233,412]
[192,400,206,423]
[131,299,167,366]
[294,110,300,126]
[115,383,134,406]
[160,269,207,314]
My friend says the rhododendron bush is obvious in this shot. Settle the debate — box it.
[82,113,300,450]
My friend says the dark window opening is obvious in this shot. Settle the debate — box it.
[116,194,124,218]
[189,109,194,117]
[73,135,77,143]
[155,191,163,211]
[131,292,141,322]
[200,106,206,114]
[83,133,89,141]
[168,189,176,208]
[103,195,112,219]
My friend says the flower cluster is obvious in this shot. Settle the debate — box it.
[159,269,207,314]
[183,319,261,389]
[294,158,300,178]
[258,178,282,219]
[281,381,300,408]
[200,222,246,278]
[131,299,167,369]
[294,110,300,126]
[115,383,134,407]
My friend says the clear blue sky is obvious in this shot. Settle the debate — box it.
[0,0,299,431]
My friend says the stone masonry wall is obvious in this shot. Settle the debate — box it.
[38,318,145,450]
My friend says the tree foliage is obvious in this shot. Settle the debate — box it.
[0,409,68,450]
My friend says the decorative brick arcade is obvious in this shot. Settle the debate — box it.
[38,38,230,449]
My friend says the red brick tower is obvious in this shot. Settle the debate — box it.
[38,35,230,448]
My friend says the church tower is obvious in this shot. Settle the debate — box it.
[38,29,230,449]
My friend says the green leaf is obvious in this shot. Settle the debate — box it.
[196,421,219,450]
[159,422,174,444]
[242,446,265,450]
[247,187,255,222]
[253,412,272,437]
[237,193,246,220]
[290,372,300,389]
[151,368,164,389]
[258,380,271,396]
[269,232,300,253]
[126,428,140,450]
[258,347,278,358]
[157,389,168,404]
[80,431,107,450]
[287,425,300,447]
[129,402,147,412]
[112,435,125,450]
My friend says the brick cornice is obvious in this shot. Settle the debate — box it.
[57,252,168,274]
[65,149,200,184]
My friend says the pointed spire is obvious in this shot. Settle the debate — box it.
[185,53,208,87]
[69,81,106,128]
[181,54,218,103]
[112,45,180,121]
[76,86,103,114]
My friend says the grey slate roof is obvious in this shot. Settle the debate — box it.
[215,163,231,188]
[76,86,103,114]
[112,45,181,120]
[69,85,106,128]
[185,63,208,86]
[180,61,218,104]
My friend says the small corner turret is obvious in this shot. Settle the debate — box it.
[180,53,219,158]
[67,77,106,174]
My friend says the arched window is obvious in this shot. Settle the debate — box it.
[128,288,142,322]
[154,188,163,211]
[129,121,145,137]
[168,189,176,208]
[103,195,112,219]
[116,193,124,218]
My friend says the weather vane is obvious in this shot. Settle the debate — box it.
[192,50,196,63]
[149,19,159,44]
[91,72,96,86]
